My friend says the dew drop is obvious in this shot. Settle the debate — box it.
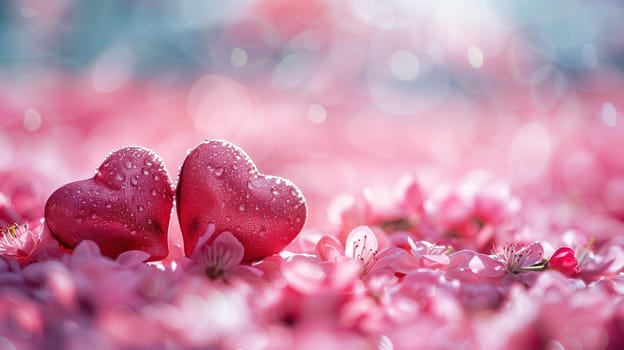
[271,188,279,196]
[131,176,139,186]
[225,216,231,222]
[151,189,158,196]
[142,168,150,176]
[258,229,266,238]
[125,160,133,169]
[247,180,255,189]
[290,190,298,197]
[130,230,137,236]
[214,167,224,176]
[153,174,160,181]
[239,204,246,211]
[91,213,98,219]
[145,160,153,166]
[76,188,82,194]
[106,204,112,209]
[115,173,126,181]
[147,219,153,225]
[137,205,145,212]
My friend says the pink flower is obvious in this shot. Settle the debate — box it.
[0,221,43,262]
[407,238,451,269]
[317,226,411,278]
[548,247,579,277]
[446,250,506,283]
[492,241,545,274]
[186,224,261,281]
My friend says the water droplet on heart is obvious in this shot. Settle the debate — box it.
[153,174,160,181]
[106,204,112,209]
[290,190,298,197]
[142,168,150,176]
[130,213,135,218]
[131,175,139,186]
[137,205,145,212]
[76,188,82,194]
[91,213,98,219]
[239,204,246,211]
[258,229,266,238]
[130,230,137,236]
[247,180,255,189]
[115,173,125,181]
[125,160,133,169]
[145,160,153,166]
[214,167,224,176]
[271,188,279,196]
[255,204,260,211]
[95,190,100,195]
[295,218,301,223]
[225,216,231,222]
[207,165,214,173]
[151,189,158,196]
[147,219,153,225]
[185,148,192,155]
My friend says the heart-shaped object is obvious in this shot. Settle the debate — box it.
[177,140,307,261]
[44,147,174,260]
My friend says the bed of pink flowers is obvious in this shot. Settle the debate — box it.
[1,91,624,349]
[2,2,624,349]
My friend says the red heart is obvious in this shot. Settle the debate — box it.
[44,147,174,260]
[177,140,307,261]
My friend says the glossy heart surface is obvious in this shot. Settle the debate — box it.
[177,140,307,261]
[44,147,174,260]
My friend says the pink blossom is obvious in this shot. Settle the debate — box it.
[317,226,412,278]
[446,250,506,283]
[185,224,262,281]
[492,241,545,274]
[548,247,580,277]
[0,221,43,263]
[407,238,451,269]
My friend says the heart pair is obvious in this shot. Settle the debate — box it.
[44,140,307,261]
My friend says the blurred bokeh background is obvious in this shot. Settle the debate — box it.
[1,0,623,229]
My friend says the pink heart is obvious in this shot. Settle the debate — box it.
[177,140,307,261]
[44,147,174,260]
